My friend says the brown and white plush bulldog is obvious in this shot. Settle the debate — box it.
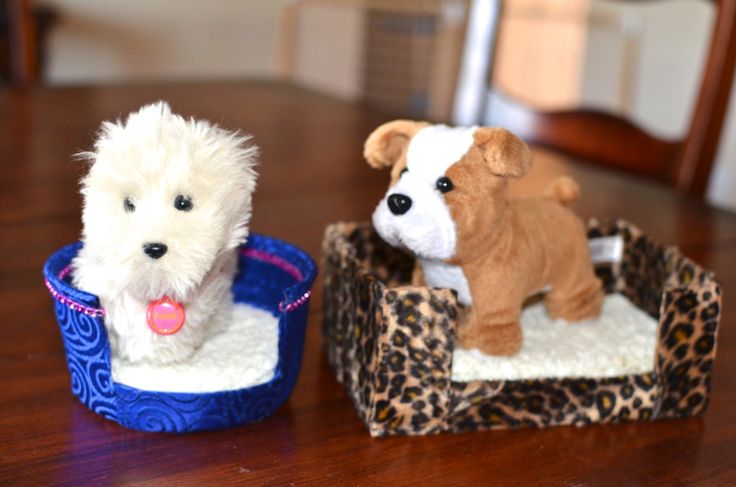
[365,120,604,356]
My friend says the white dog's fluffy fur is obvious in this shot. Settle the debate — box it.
[72,101,258,365]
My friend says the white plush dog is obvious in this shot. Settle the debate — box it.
[72,102,258,365]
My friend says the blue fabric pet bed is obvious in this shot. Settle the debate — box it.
[43,234,316,433]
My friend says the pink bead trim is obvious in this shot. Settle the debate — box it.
[242,248,304,282]
[45,277,106,318]
[59,265,73,280]
[278,290,312,313]
[242,249,310,313]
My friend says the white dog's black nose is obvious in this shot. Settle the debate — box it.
[387,193,412,215]
[143,242,168,259]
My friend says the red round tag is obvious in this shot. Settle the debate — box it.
[146,295,186,335]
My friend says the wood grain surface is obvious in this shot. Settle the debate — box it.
[1,81,735,486]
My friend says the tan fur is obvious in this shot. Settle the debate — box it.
[452,196,604,355]
[363,120,429,174]
[448,133,602,355]
[472,127,532,178]
[545,176,580,205]
[365,121,604,356]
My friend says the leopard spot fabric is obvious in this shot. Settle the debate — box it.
[322,220,721,436]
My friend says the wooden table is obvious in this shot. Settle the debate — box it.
[1,81,735,485]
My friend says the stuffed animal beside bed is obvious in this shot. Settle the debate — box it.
[364,120,603,356]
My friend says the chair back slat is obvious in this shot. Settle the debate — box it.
[485,90,682,181]
[458,0,736,197]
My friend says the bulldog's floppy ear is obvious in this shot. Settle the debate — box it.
[364,120,429,169]
[473,127,532,178]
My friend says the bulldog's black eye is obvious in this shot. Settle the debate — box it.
[123,196,136,213]
[400,167,408,176]
[436,177,454,193]
[174,195,193,212]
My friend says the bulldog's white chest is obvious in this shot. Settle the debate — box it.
[418,258,472,306]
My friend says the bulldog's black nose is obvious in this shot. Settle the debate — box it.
[387,193,412,215]
[143,242,168,259]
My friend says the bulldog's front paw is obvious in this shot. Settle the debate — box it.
[458,321,522,356]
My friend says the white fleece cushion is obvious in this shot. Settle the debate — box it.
[452,294,658,382]
[112,303,279,393]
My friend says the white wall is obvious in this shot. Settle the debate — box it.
[290,4,364,99]
[710,102,736,210]
[44,0,290,84]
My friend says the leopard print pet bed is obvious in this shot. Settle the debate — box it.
[321,220,721,437]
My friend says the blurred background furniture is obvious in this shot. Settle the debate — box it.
[0,0,57,84]
[23,0,736,209]
[454,0,736,197]
[277,0,469,121]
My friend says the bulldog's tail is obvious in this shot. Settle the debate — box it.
[545,176,580,206]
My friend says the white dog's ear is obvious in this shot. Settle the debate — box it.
[473,127,532,178]
[363,120,429,169]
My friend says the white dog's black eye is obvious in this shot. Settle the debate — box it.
[174,195,193,212]
[436,177,454,193]
[123,196,136,213]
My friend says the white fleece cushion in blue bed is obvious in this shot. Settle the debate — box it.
[111,303,279,393]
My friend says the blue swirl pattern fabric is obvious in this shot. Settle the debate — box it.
[43,235,317,433]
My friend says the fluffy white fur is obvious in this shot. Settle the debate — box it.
[452,294,658,381]
[72,101,258,365]
[372,124,474,303]
[113,303,278,393]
